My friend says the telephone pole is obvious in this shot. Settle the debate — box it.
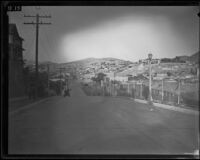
[47,64,49,90]
[148,53,153,105]
[177,79,181,105]
[24,14,51,98]
[161,78,164,102]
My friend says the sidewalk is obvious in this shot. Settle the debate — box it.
[133,98,199,115]
[111,96,199,115]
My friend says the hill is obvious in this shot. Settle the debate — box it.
[189,51,199,63]
[174,51,199,63]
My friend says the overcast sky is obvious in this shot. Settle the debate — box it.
[8,6,199,63]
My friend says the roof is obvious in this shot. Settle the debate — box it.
[9,24,24,41]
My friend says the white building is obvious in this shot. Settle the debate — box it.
[106,73,128,82]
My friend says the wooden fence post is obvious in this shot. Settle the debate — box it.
[162,79,164,102]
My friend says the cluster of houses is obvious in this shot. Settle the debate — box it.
[81,59,198,82]
[79,56,199,97]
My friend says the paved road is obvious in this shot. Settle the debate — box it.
[9,81,199,154]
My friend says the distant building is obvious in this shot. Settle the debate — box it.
[139,58,160,65]
[9,24,25,98]
[105,73,128,82]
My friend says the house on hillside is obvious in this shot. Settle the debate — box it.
[153,73,168,80]
[9,24,25,98]
[105,73,128,82]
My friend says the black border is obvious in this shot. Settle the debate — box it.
[1,0,200,159]
[2,0,200,6]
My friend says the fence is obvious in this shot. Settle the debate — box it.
[81,79,199,109]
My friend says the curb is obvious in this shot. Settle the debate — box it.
[133,98,199,115]
[153,102,199,115]
[9,96,53,116]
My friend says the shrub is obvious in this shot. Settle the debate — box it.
[45,88,56,96]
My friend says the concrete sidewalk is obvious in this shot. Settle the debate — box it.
[133,98,199,115]
[109,96,199,115]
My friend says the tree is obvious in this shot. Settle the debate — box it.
[167,72,172,77]
[92,72,106,84]
[190,68,197,75]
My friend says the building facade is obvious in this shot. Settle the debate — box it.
[9,24,25,98]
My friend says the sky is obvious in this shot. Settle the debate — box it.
[8,6,199,63]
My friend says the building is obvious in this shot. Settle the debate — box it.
[139,58,160,65]
[105,73,128,82]
[9,24,25,98]
[153,73,168,80]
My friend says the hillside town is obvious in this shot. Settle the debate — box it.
[23,48,199,109]
[9,22,199,110]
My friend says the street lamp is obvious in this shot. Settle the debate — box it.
[148,53,153,105]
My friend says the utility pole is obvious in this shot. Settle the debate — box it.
[177,78,181,105]
[140,81,143,99]
[148,53,153,104]
[161,78,164,102]
[24,14,51,98]
[114,72,115,96]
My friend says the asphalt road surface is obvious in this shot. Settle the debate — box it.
[9,81,199,154]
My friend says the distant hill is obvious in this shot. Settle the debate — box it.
[59,57,132,68]
[160,52,199,64]
[189,51,199,63]
[24,52,198,76]
[175,52,199,63]
[63,57,131,64]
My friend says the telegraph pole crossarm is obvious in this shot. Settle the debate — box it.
[24,13,51,98]
[24,22,51,25]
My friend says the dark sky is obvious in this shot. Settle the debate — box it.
[8,6,199,63]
